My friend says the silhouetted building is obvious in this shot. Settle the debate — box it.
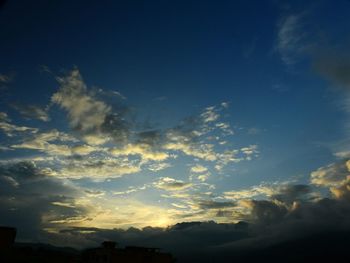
[0,227,79,263]
[0,226,16,248]
[0,226,174,262]
[82,241,175,263]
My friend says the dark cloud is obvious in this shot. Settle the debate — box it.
[136,130,162,146]
[247,200,288,225]
[100,111,131,143]
[271,184,312,203]
[0,161,87,240]
[313,50,350,90]
[196,200,236,210]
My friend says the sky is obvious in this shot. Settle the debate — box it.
[1,0,350,261]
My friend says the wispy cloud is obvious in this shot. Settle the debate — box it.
[276,13,308,65]
[11,129,81,156]
[12,103,50,122]
[0,112,38,136]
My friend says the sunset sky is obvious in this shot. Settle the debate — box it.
[1,1,350,257]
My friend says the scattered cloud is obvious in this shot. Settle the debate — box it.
[54,157,141,179]
[110,143,169,161]
[11,129,82,156]
[190,164,208,174]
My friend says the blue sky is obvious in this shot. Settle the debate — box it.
[1,0,350,242]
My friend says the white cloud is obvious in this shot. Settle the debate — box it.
[197,173,211,182]
[224,184,277,200]
[164,141,217,161]
[82,134,111,145]
[110,143,169,161]
[310,160,350,187]
[154,177,192,191]
[190,164,208,173]
[201,106,220,123]
[52,69,111,133]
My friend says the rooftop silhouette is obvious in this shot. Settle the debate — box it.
[0,226,175,263]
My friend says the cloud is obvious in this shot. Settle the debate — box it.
[52,69,130,144]
[12,104,50,121]
[189,165,210,182]
[224,184,278,200]
[84,189,106,197]
[113,185,148,196]
[52,69,111,133]
[200,106,220,123]
[0,111,9,121]
[162,103,238,167]
[270,184,313,204]
[54,157,141,179]
[224,183,314,204]
[110,143,169,161]
[277,13,309,65]
[136,130,162,146]
[240,145,259,157]
[330,176,350,201]
[244,199,288,225]
[196,200,236,210]
[82,134,110,146]
[0,161,89,240]
[11,129,88,156]
[310,161,350,201]
[163,140,217,161]
[310,160,350,187]
[190,164,208,173]
[0,68,271,252]
[154,177,192,191]
[147,162,171,172]
[0,112,38,136]
[313,50,350,90]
